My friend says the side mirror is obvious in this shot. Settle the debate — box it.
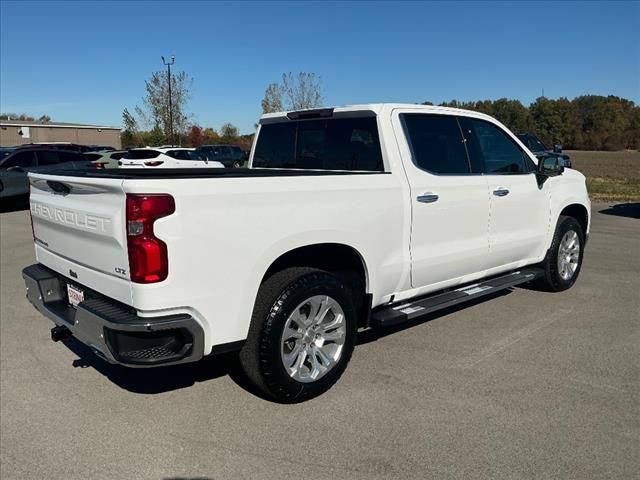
[7,166,24,172]
[553,144,563,153]
[541,156,564,174]
[536,155,564,186]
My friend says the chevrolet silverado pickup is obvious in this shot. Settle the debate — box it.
[22,104,590,402]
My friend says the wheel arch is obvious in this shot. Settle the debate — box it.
[262,242,370,292]
[559,203,589,236]
[260,243,372,328]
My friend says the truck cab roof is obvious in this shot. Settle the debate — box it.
[259,103,496,123]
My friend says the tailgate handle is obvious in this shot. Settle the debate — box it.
[47,180,71,195]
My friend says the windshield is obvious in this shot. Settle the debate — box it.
[517,134,547,152]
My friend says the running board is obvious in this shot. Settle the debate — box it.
[370,268,544,327]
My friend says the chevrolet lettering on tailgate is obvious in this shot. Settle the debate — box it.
[30,203,112,233]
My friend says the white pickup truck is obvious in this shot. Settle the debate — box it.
[22,104,590,402]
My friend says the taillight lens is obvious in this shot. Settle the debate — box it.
[144,161,164,167]
[126,194,175,283]
[94,162,105,169]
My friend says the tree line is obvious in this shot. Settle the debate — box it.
[8,67,637,152]
[120,70,323,150]
[424,95,640,151]
[0,113,51,122]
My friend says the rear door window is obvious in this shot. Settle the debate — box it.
[186,150,206,160]
[58,151,83,164]
[1,151,37,168]
[124,150,160,160]
[459,118,530,174]
[231,146,243,157]
[253,117,383,171]
[0,152,36,168]
[401,114,471,174]
[36,150,63,166]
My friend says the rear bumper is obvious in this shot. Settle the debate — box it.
[22,264,204,367]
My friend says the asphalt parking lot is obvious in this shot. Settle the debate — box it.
[1,203,638,479]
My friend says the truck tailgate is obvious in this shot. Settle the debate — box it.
[29,173,132,304]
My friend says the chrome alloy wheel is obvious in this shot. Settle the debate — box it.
[557,230,580,281]
[280,295,346,383]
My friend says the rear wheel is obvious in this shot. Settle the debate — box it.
[535,215,585,291]
[239,267,357,403]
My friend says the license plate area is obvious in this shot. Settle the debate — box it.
[66,284,85,307]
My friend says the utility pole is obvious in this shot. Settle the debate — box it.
[161,55,175,145]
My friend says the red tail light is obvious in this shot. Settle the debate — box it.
[126,194,175,283]
[94,162,105,169]
[144,161,164,167]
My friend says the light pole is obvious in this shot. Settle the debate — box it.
[161,55,175,145]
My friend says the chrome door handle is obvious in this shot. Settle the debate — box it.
[417,192,439,203]
[493,188,510,197]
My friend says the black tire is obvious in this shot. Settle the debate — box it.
[239,267,357,403]
[535,215,585,292]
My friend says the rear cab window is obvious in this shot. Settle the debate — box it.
[253,115,384,171]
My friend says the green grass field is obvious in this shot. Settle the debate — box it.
[567,150,640,202]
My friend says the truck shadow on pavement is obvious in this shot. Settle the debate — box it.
[598,202,640,219]
[62,339,267,398]
[61,288,514,398]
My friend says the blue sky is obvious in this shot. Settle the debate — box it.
[1,0,638,133]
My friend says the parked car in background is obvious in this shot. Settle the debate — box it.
[516,133,572,168]
[1,146,16,160]
[119,147,224,168]
[0,148,94,201]
[84,145,116,152]
[84,150,128,169]
[15,142,94,153]
[196,144,246,167]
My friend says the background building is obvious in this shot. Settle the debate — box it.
[0,120,121,148]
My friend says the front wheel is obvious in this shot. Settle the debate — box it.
[239,267,357,403]
[535,215,585,291]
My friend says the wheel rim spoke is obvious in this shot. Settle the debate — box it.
[282,325,303,341]
[320,328,345,343]
[314,346,335,369]
[292,348,307,375]
[283,342,303,369]
[314,296,332,325]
